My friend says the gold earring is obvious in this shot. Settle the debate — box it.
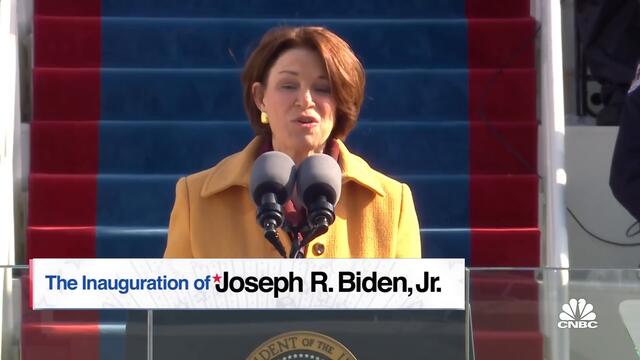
[260,112,269,124]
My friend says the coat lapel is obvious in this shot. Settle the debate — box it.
[200,137,262,197]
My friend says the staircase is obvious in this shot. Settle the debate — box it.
[27,0,540,359]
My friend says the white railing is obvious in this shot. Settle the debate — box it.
[0,0,20,357]
[532,0,570,359]
[535,0,569,271]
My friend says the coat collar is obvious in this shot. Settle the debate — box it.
[200,136,385,198]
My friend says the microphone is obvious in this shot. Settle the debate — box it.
[249,151,296,257]
[296,154,342,235]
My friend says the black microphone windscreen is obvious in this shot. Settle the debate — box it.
[296,154,342,206]
[250,151,296,205]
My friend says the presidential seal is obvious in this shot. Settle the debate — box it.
[246,331,357,360]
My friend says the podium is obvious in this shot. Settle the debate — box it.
[8,267,640,360]
[125,310,465,359]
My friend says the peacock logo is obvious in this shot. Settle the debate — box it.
[557,298,598,329]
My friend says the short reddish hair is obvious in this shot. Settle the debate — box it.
[241,26,365,140]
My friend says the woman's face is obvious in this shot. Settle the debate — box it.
[253,48,336,161]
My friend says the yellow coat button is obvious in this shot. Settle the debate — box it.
[312,243,325,256]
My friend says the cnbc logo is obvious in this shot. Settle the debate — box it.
[557,298,598,329]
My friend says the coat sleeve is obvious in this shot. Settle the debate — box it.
[395,183,422,258]
[610,87,640,221]
[164,177,194,258]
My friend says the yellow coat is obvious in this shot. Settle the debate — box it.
[164,137,422,258]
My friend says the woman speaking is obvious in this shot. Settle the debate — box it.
[163,26,421,258]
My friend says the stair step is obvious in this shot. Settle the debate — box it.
[31,121,537,175]
[28,173,537,228]
[470,272,539,301]
[21,310,130,360]
[470,230,540,266]
[22,323,100,360]
[473,330,543,360]
[473,300,539,331]
[35,17,535,69]
[27,224,539,263]
[35,0,531,19]
[27,226,166,259]
[470,273,541,333]
[425,229,540,267]
[33,68,536,122]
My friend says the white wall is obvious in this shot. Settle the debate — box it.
[565,126,640,268]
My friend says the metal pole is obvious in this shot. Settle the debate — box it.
[535,0,571,359]
[147,310,153,360]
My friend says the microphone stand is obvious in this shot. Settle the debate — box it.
[264,227,287,258]
[261,196,335,259]
[286,196,335,258]
[285,221,331,259]
[257,193,287,258]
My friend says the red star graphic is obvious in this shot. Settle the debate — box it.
[213,274,221,283]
